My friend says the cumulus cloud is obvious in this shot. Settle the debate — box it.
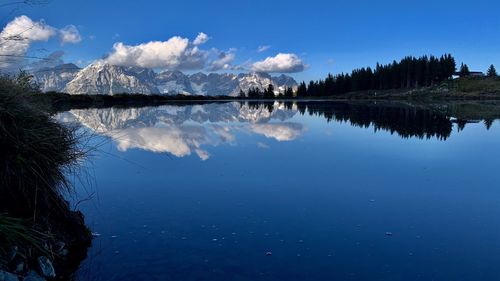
[257,45,271,53]
[207,49,236,71]
[251,53,306,73]
[0,15,56,69]
[193,32,209,45]
[0,15,82,70]
[250,123,305,141]
[59,25,82,44]
[105,36,208,70]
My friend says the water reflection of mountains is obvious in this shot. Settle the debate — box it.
[253,100,498,140]
[63,100,499,158]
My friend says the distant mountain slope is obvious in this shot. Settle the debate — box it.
[32,63,81,92]
[64,62,159,95]
[33,62,298,96]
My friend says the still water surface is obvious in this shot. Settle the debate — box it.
[61,101,500,281]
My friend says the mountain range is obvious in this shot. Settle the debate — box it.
[33,62,298,96]
[59,102,302,160]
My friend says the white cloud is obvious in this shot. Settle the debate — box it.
[251,53,306,73]
[207,49,236,71]
[250,123,304,141]
[257,45,271,53]
[59,25,82,44]
[257,142,270,149]
[193,32,209,45]
[0,15,56,69]
[0,15,83,70]
[105,36,208,70]
[108,125,216,160]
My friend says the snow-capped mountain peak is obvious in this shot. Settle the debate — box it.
[34,62,298,96]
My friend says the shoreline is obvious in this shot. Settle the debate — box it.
[34,77,500,112]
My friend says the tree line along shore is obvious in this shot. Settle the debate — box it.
[36,54,500,108]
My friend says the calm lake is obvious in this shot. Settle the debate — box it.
[60,101,500,281]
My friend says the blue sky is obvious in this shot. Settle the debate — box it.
[2,0,500,81]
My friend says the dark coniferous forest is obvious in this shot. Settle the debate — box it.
[295,54,457,97]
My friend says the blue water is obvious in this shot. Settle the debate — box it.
[64,101,500,281]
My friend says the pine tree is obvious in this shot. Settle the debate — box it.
[460,63,470,77]
[299,54,457,96]
[238,89,246,98]
[296,82,307,97]
[264,84,275,99]
[487,64,498,77]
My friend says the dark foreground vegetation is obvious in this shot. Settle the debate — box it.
[0,73,91,280]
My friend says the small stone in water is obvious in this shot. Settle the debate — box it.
[266,251,273,256]
[385,232,393,236]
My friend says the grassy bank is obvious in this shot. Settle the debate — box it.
[0,73,91,279]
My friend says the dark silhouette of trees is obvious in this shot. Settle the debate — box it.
[295,54,456,97]
[264,84,275,99]
[284,87,294,98]
[484,119,494,130]
[241,54,461,98]
[238,89,246,97]
[487,65,498,77]
[296,82,307,97]
[239,100,456,140]
[297,101,453,140]
[460,63,470,76]
[247,87,262,98]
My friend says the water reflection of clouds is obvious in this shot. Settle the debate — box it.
[65,102,304,160]
[111,125,212,160]
[250,123,305,141]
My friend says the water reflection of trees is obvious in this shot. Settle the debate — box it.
[242,101,488,140]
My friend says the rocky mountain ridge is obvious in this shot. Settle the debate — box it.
[33,62,298,96]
